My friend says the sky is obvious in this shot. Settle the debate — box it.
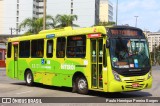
[0,0,160,34]
[112,0,160,32]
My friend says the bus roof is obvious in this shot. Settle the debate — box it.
[8,26,106,42]
[108,25,143,31]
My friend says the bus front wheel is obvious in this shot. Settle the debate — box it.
[76,76,88,94]
[25,71,34,86]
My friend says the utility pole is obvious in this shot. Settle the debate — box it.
[134,16,138,27]
[95,0,100,25]
[71,0,73,15]
[116,0,118,25]
[43,0,46,30]
[154,39,157,65]
[154,44,156,65]
[10,28,13,36]
[16,0,19,35]
[10,28,19,36]
[71,0,73,26]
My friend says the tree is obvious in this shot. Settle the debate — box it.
[97,21,115,26]
[19,15,56,34]
[56,14,79,27]
[47,15,58,28]
[151,44,160,65]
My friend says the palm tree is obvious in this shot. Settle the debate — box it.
[56,14,79,27]
[46,15,58,28]
[97,21,115,26]
[19,15,56,34]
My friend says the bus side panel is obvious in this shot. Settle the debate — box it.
[6,59,14,79]
[50,60,73,87]
[64,60,87,87]
[29,58,45,83]
[6,44,15,79]
[17,58,30,80]
[48,59,87,87]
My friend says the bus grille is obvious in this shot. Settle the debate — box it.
[124,79,144,83]
[124,79,145,89]
[125,84,144,89]
[121,71,148,77]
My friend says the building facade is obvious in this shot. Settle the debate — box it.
[145,32,160,52]
[0,0,113,35]
[0,0,44,35]
[0,0,4,34]
[0,34,19,67]
[0,43,6,67]
[99,0,113,22]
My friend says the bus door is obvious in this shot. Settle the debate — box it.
[13,42,19,78]
[91,38,103,89]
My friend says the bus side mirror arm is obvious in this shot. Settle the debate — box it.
[106,40,110,48]
[103,44,107,67]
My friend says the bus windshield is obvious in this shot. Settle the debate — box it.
[109,38,150,69]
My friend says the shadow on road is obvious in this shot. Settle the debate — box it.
[11,82,152,98]
[88,90,152,98]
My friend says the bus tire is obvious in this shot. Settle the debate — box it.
[72,80,77,93]
[25,71,34,86]
[76,76,88,94]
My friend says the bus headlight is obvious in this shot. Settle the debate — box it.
[147,71,152,79]
[113,70,121,82]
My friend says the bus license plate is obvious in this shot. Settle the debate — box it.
[132,83,139,87]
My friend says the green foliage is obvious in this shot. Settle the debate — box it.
[19,14,79,35]
[151,44,160,65]
[56,14,79,27]
[97,21,115,26]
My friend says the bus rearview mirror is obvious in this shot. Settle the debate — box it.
[106,40,110,48]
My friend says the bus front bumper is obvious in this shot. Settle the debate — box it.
[108,77,152,92]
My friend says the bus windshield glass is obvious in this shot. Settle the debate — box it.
[109,38,150,69]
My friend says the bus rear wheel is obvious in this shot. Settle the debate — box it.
[76,76,88,94]
[25,71,34,86]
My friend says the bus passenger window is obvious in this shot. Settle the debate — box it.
[68,47,75,57]
[56,37,66,58]
[66,35,86,58]
[31,39,44,58]
[7,42,12,58]
[47,40,53,58]
[19,40,30,58]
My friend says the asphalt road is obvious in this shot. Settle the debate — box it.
[0,66,160,106]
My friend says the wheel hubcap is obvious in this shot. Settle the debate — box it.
[27,73,32,84]
[78,79,87,90]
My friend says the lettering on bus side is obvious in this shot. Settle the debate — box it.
[61,64,75,70]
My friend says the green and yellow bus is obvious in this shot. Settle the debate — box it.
[6,26,152,94]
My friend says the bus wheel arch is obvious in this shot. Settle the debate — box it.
[24,69,34,86]
[72,72,88,94]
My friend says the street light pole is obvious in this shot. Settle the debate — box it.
[134,16,138,27]
[154,39,158,65]
[116,0,118,25]
[71,0,73,15]
[43,0,46,30]
[154,44,156,65]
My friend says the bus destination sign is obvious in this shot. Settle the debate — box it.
[109,29,143,37]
